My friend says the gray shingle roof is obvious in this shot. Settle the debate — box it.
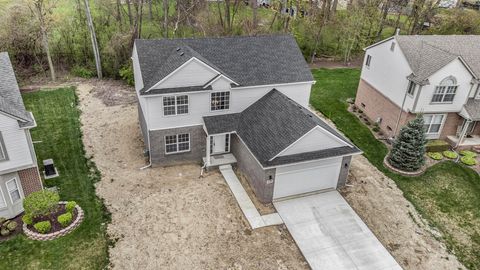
[134,35,313,95]
[0,52,34,127]
[395,35,480,83]
[463,98,480,121]
[203,89,360,167]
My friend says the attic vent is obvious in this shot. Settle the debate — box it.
[179,52,185,56]
[176,47,181,51]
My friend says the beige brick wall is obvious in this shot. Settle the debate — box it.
[18,166,42,196]
[355,79,415,137]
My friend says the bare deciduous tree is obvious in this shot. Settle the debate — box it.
[84,0,102,79]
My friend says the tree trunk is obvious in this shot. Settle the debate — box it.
[251,0,258,29]
[376,0,391,40]
[225,0,231,33]
[331,0,338,17]
[33,1,55,81]
[149,0,153,20]
[127,0,133,26]
[84,0,102,79]
[116,0,122,25]
[163,0,169,37]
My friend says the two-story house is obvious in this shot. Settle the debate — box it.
[0,52,43,219]
[355,35,480,149]
[132,35,361,203]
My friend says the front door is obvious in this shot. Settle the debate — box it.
[210,134,229,154]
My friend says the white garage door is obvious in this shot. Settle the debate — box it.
[273,157,342,200]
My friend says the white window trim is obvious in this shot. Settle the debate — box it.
[162,95,189,117]
[0,185,7,210]
[423,114,446,135]
[210,91,231,112]
[407,81,416,97]
[0,131,8,161]
[164,133,191,155]
[6,178,22,204]
[210,133,231,155]
[390,42,396,52]
[431,85,458,104]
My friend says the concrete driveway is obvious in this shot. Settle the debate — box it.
[274,190,402,270]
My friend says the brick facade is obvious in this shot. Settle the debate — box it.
[439,113,463,140]
[18,166,42,196]
[355,79,415,137]
[149,125,206,167]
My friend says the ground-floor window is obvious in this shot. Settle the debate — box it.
[165,133,190,154]
[6,178,21,204]
[423,114,445,134]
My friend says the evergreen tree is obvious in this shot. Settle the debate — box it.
[388,116,427,171]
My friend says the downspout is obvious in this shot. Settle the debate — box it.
[140,128,152,170]
[393,84,410,137]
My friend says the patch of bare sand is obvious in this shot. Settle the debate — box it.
[342,155,465,270]
[77,83,308,270]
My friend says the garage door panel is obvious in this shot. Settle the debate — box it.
[273,158,342,200]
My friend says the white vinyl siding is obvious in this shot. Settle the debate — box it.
[6,178,21,204]
[163,95,189,116]
[0,114,34,172]
[390,42,396,52]
[165,133,190,154]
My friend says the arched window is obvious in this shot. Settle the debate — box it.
[432,76,458,103]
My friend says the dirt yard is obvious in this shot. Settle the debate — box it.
[76,80,464,270]
[77,83,308,269]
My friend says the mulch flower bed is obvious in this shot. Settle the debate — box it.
[0,214,23,242]
[27,204,78,234]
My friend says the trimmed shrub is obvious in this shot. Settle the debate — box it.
[0,227,9,236]
[459,150,477,158]
[6,221,17,231]
[461,156,477,166]
[425,140,450,152]
[22,214,33,225]
[443,151,458,159]
[23,190,60,218]
[427,152,443,160]
[372,126,380,132]
[0,217,6,225]
[34,221,52,234]
[58,212,73,228]
[358,109,363,114]
[65,201,77,213]
[71,66,95,78]
[388,116,427,171]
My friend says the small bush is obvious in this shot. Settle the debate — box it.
[425,140,450,152]
[358,109,363,114]
[34,221,52,234]
[459,150,477,158]
[58,212,73,228]
[22,214,33,225]
[372,126,380,132]
[23,190,60,218]
[365,121,371,126]
[6,221,17,231]
[0,227,9,236]
[443,150,458,159]
[461,156,477,166]
[65,201,77,213]
[0,217,6,225]
[119,64,134,86]
[71,66,95,78]
[427,152,443,160]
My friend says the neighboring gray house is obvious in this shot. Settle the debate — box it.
[0,52,43,219]
[132,35,361,203]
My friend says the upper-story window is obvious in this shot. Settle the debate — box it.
[431,76,458,103]
[390,42,396,52]
[211,91,230,111]
[163,95,189,116]
[365,55,372,68]
[407,81,416,96]
[0,132,7,161]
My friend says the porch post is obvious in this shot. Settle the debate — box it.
[456,119,471,149]
[206,135,211,166]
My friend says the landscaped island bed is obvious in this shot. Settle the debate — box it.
[310,68,480,269]
[0,88,109,269]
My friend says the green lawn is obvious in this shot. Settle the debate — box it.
[0,88,109,269]
[310,68,480,270]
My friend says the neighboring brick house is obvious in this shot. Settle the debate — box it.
[0,52,43,219]
[132,35,361,203]
[356,35,480,148]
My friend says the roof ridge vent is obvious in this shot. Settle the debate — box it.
[179,52,185,56]
[176,47,181,51]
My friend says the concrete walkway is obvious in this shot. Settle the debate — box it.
[274,191,402,270]
[219,165,283,229]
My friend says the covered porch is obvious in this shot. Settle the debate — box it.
[202,113,240,169]
[447,99,480,149]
